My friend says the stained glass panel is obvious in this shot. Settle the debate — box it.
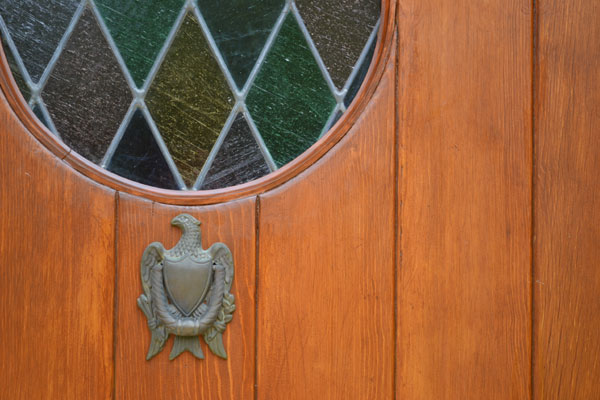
[0,0,381,190]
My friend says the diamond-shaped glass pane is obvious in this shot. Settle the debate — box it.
[295,0,380,89]
[95,0,184,88]
[107,110,178,189]
[42,8,132,164]
[196,0,284,89]
[146,13,234,187]
[246,14,336,167]
[201,113,270,190]
[0,0,80,83]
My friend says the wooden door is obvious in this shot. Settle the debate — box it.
[1,0,599,399]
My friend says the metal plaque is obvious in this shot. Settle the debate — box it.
[137,214,235,361]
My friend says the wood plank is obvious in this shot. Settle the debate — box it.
[115,193,255,400]
[256,48,396,400]
[396,0,532,398]
[0,88,116,398]
[534,1,600,398]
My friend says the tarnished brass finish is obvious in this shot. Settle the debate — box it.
[137,214,235,360]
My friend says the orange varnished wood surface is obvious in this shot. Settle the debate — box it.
[533,0,600,398]
[396,0,532,398]
[256,44,396,400]
[0,87,116,397]
[115,193,256,400]
[1,0,600,398]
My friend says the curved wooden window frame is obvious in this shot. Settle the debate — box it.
[0,0,395,206]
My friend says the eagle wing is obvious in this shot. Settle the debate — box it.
[204,243,235,359]
[208,243,234,291]
[138,242,168,360]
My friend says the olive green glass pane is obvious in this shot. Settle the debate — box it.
[146,13,234,187]
[196,0,284,89]
[246,14,336,167]
[95,0,184,88]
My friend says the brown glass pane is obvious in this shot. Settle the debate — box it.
[107,110,178,189]
[146,13,235,187]
[42,8,132,164]
[0,0,80,83]
[295,0,380,89]
[201,113,270,190]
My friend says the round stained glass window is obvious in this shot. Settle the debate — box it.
[0,0,381,190]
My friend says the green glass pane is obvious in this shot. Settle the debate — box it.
[146,13,234,187]
[1,35,30,100]
[95,0,184,87]
[196,0,284,89]
[246,14,336,167]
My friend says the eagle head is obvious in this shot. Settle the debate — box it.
[171,214,201,229]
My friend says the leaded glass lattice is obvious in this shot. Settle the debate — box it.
[0,0,380,190]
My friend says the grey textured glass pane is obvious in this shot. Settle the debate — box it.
[42,8,132,164]
[295,0,380,89]
[1,35,30,100]
[246,14,336,167]
[344,34,377,107]
[196,0,284,89]
[107,110,178,189]
[201,113,270,190]
[95,0,184,87]
[0,0,80,83]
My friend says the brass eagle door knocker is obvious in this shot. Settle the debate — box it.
[137,214,235,361]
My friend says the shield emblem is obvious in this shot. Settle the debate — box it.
[163,256,213,316]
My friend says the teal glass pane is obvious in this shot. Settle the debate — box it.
[0,0,80,83]
[95,0,184,88]
[246,14,336,167]
[196,0,284,89]
[146,13,234,187]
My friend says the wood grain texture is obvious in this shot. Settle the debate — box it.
[534,0,600,398]
[396,0,532,398]
[0,87,116,398]
[256,45,396,400]
[115,193,255,400]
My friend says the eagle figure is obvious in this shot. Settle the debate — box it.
[137,214,235,360]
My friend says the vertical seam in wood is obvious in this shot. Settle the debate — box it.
[393,16,400,400]
[112,191,120,400]
[254,195,261,400]
[531,0,538,398]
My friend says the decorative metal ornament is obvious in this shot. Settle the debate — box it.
[137,214,235,361]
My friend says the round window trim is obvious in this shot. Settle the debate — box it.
[0,1,395,206]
